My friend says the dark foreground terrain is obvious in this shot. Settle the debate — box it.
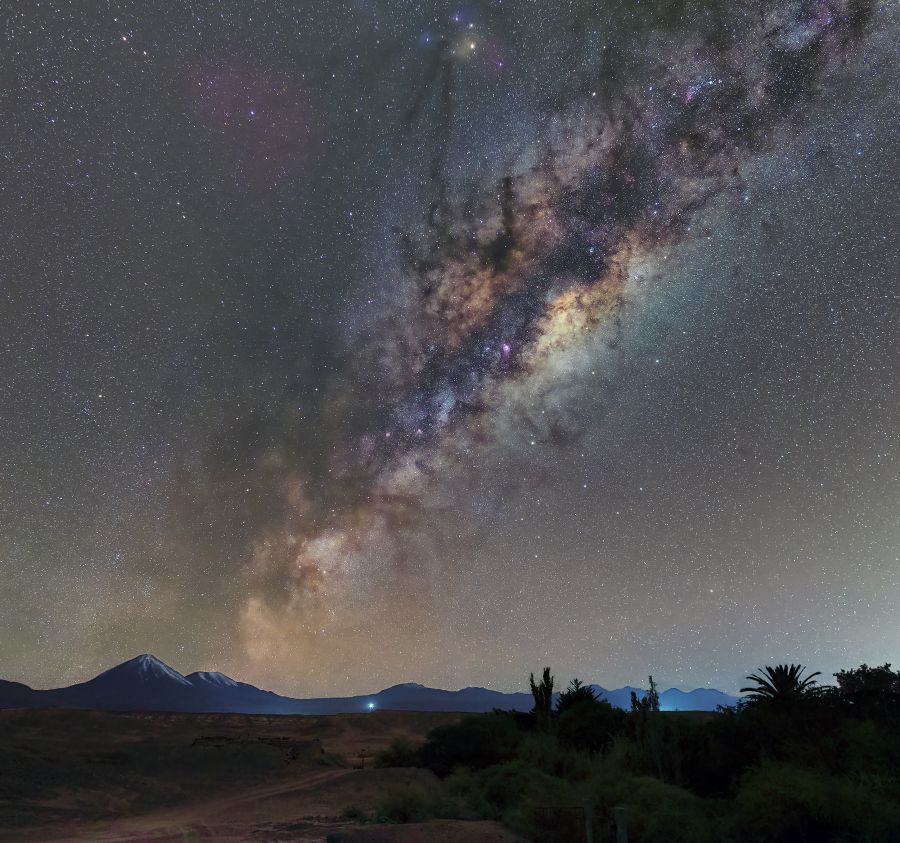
[0,708,523,842]
[3,663,899,843]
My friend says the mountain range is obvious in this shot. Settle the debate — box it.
[0,654,739,714]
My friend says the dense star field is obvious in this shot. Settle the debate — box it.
[1,1,897,696]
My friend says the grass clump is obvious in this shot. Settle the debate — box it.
[374,736,420,768]
[375,785,434,823]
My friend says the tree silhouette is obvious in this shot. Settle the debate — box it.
[834,663,900,717]
[556,678,597,715]
[835,663,900,696]
[630,676,663,776]
[741,664,821,702]
[529,667,554,729]
[630,675,660,714]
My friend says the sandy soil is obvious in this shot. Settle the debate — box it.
[1,709,526,842]
[32,767,438,841]
[327,820,530,843]
[17,766,524,842]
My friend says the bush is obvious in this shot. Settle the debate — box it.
[557,699,627,755]
[731,761,900,843]
[419,712,522,777]
[443,768,494,820]
[374,737,421,768]
[447,759,578,837]
[375,786,433,823]
[517,731,593,781]
[585,772,723,843]
[621,777,722,843]
[682,698,859,794]
[340,804,368,822]
[842,718,900,778]
[481,760,574,815]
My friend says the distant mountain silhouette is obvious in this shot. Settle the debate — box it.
[0,679,37,708]
[587,683,737,712]
[0,654,739,714]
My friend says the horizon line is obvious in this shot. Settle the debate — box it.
[7,652,755,697]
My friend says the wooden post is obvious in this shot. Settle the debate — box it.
[612,806,628,843]
[584,803,594,843]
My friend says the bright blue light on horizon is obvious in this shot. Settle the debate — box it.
[366,701,376,710]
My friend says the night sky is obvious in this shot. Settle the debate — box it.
[2,1,898,697]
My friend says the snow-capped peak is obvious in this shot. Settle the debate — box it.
[112,654,192,685]
[189,670,239,688]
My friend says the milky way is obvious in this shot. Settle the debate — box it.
[237,1,891,680]
[2,0,897,695]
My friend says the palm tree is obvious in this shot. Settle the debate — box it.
[741,664,822,702]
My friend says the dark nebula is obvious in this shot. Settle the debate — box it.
[1,0,897,695]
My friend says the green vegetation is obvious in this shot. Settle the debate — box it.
[375,785,435,823]
[375,736,422,768]
[372,663,900,842]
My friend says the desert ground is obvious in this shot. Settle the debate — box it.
[0,708,527,842]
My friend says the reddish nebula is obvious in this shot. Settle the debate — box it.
[186,63,316,190]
